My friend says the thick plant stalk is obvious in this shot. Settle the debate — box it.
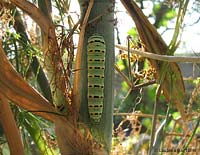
[77,0,115,153]
[0,94,25,155]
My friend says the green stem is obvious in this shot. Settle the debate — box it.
[179,116,200,155]
[168,0,189,54]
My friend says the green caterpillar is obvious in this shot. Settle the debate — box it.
[87,34,106,123]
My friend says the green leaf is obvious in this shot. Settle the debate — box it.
[172,111,180,119]
[22,113,57,155]
[160,19,168,27]
[14,33,21,40]
[127,28,138,37]
[121,81,129,92]
[165,9,176,19]
[116,59,125,70]
[142,118,152,131]
[153,4,161,14]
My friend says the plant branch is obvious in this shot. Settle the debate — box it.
[134,80,156,89]
[72,0,94,121]
[116,44,200,63]
[168,0,189,53]
[127,36,135,88]
[114,64,132,88]
[0,94,25,155]
[148,84,162,155]
[179,116,200,155]
[10,0,53,35]
[0,41,58,122]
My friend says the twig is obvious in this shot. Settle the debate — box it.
[179,116,200,155]
[127,36,134,88]
[116,44,200,63]
[134,80,156,89]
[148,84,162,155]
[72,0,94,121]
[113,112,166,119]
[10,0,53,35]
[187,16,200,26]
[165,132,194,137]
[67,19,81,40]
[114,64,132,88]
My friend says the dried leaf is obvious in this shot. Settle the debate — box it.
[0,94,25,155]
[0,41,57,122]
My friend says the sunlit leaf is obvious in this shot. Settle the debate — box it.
[160,19,168,27]
[13,33,21,40]
[127,27,138,37]
[142,118,152,130]
[165,9,176,19]
[116,59,125,70]
[121,81,129,92]
[153,4,161,13]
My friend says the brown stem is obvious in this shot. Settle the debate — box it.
[0,41,57,122]
[10,0,53,35]
[0,94,25,155]
[72,0,94,122]
[114,64,132,88]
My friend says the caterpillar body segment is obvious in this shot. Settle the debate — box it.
[87,34,106,123]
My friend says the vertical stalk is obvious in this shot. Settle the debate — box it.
[78,0,114,153]
[149,84,161,155]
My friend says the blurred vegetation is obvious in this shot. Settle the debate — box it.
[112,0,200,155]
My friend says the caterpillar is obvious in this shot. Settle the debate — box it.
[87,33,106,123]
